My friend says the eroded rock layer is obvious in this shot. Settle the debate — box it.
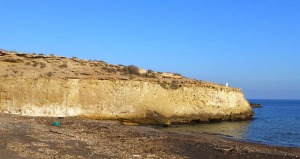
[0,50,253,124]
[0,78,253,124]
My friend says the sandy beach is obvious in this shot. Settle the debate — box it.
[0,113,299,159]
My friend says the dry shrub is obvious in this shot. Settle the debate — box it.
[39,62,46,68]
[59,63,68,68]
[3,58,23,63]
[123,65,140,75]
[103,67,117,73]
[46,72,54,77]
[147,70,154,74]
[32,61,38,67]
[145,69,157,78]
[170,80,181,89]
[159,80,181,90]
[93,63,100,67]
[80,62,86,66]
[145,73,157,78]
[159,81,168,89]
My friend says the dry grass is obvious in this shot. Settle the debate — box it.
[0,49,241,92]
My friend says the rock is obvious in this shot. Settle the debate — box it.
[138,68,147,74]
[250,103,262,108]
[161,72,182,79]
[161,72,174,78]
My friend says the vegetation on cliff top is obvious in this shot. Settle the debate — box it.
[0,49,240,91]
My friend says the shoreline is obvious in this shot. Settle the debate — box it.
[0,113,299,159]
[156,125,300,149]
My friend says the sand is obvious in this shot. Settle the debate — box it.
[0,113,299,159]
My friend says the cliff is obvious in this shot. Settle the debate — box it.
[0,50,254,124]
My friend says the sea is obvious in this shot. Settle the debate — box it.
[160,99,300,148]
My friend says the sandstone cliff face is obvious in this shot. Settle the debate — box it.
[0,50,253,124]
[0,78,253,124]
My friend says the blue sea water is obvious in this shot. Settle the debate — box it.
[160,99,300,147]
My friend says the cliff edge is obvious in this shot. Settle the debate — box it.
[0,50,254,124]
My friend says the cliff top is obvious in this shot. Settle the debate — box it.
[0,49,240,92]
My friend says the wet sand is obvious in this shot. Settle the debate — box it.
[0,113,299,159]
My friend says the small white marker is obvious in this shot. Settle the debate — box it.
[226,83,229,87]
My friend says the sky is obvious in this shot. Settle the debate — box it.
[0,0,299,99]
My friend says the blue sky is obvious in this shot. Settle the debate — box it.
[0,0,299,99]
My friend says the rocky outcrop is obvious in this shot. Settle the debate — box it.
[161,72,182,79]
[250,103,262,108]
[0,78,253,125]
[0,50,254,125]
[138,68,147,74]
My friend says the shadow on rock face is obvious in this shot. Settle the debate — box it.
[117,110,254,127]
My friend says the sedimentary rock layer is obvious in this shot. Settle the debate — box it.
[0,78,253,124]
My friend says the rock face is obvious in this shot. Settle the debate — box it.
[0,50,254,124]
[0,78,253,124]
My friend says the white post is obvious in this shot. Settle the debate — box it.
[226,83,229,87]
